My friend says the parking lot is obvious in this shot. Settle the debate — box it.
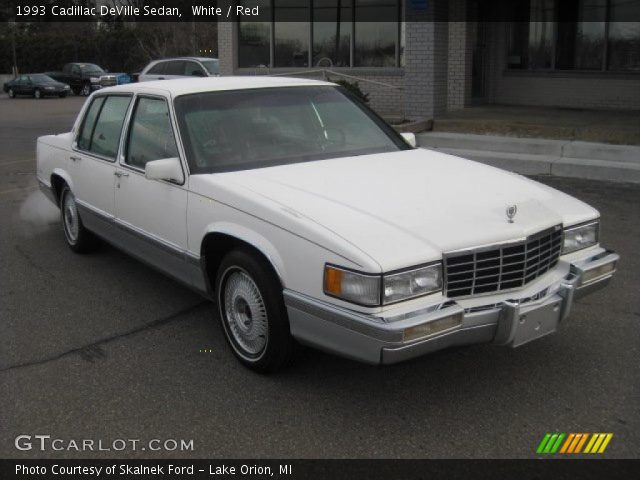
[0,94,638,459]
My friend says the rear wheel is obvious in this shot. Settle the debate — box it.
[34,88,42,99]
[60,185,98,253]
[216,249,295,373]
[8,88,15,98]
[80,83,91,96]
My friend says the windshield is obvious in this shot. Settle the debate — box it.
[31,74,57,83]
[201,60,219,75]
[174,86,409,174]
[80,64,104,74]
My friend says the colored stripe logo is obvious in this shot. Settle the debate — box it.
[536,433,613,454]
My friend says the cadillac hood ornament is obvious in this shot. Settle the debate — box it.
[506,205,518,223]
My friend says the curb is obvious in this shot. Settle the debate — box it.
[417,132,640,184]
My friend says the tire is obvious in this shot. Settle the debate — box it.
[72,87,80,96]
[80,83,91,96]
[59,92,67,98]
[216,249,295,373]
[60,185,98,253]
[8,88,15,98]
[34,88,42,99]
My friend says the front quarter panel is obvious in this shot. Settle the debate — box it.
[187,177,384,312]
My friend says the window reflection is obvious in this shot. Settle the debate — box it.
[556,0,606,70]
[354,1,398,67]
[238,0,271,68]
[274,1,310,67]
[313,0,352,67]
[608,1,640,71]
[237,0,402,69]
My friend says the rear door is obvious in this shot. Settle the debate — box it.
[70,94,132,225]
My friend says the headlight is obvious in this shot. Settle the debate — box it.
[324,263,443,306]
[563,220,599,254]
[383,264,442,304]
[324,265,380,306]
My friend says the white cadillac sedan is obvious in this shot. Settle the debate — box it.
[36,77,619,372]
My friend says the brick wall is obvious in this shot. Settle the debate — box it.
[217,21,236,76]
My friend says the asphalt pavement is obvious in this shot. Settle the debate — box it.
[0,95,638,459]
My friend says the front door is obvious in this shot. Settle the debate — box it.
[114,94,190,283]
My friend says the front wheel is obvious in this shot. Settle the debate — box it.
[216,249,295,373]
[60,185,98,253]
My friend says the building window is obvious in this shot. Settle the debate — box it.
[238,1,271,68]
[313,0,353,67]
[608,0,640,71]
[238,0,402,69]
[508,0,640,72]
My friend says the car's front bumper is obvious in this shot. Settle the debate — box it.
[284,248,619,365]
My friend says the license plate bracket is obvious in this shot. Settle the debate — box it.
[511,296,562,347]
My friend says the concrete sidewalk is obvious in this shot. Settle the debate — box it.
[417,132,640,184]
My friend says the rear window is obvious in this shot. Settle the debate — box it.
[201,60,219,75]
[77,97,105,151]
[77,95,131,159]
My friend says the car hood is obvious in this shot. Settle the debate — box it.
[196,149,598,271]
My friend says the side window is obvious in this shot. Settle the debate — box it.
[77,97,105,151]
[148,62,166,75]
[71,65,80,76]
[125,97,179,169]
[89,96,131,159]
[165,61,186,75]
[184,61,205,76]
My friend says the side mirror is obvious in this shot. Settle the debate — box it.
[145,157,184,184]
[401,132,416,148]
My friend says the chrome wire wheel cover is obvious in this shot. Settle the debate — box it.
[223,270,268,357]
[62,192,79,244]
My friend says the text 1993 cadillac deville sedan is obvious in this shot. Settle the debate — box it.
[36,77,619,372]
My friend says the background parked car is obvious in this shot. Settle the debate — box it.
[46,63,131,96]
[138,57,219,82]
[4,74,71,99]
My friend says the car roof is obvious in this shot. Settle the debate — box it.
[97,76,334,97]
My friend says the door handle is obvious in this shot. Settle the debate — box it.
[70,156,81,162]
[114,171,129,178]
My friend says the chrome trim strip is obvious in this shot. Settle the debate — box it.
[75,198,185,259]
[113,219,184,260]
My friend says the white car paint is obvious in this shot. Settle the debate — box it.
[36,77,603,319]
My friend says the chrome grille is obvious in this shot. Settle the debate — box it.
[445,226,563,298]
